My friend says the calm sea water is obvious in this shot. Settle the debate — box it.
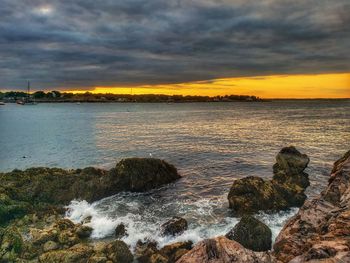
[1,101,349,247]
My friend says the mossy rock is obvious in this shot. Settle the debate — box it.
[39,243,94,263]
[225,215,272,251]
[0,193,31,226]
[0,226,24,262]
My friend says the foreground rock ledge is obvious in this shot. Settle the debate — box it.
[0,158,180,225]
[228,146,310,213]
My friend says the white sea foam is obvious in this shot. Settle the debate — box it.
[65,195,298,249]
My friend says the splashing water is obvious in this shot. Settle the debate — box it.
[66,192,298,249]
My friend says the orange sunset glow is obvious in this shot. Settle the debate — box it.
[68,72,350,99]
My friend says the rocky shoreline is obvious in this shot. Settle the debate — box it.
[1,148,349,262]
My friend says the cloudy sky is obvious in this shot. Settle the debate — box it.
[0,0,349,96]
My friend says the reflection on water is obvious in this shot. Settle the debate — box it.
[1,100,349,247]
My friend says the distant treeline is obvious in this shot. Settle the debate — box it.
[0,90,262,103]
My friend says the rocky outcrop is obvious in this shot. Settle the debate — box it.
[161,217,188,236]
[176,236,274,263]
[273,150,350,262]
[225,215,272,252]
[228,146,309,213]
[0,158,180,226]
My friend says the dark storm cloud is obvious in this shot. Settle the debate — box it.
[0,0,349,90]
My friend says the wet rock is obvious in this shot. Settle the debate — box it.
[76,225,93,239]
[273,150,350,262]
[161,217,188,236]
[228,146,310,213]
[115,223,127,239]
[225,215,272,251]
[176,236,274,263]
[135,240,159,263]
[149,253,168,263]
[105,240,133,263]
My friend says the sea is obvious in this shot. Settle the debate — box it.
[1,100,349,248]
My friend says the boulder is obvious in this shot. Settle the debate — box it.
[113,158,181,192]
[115,223,127,239]
[161,217,188,236]
[176,236,274,263]
[228,146,310,213]
[105,240,133,263]
[225,215,272,251]
[135,239,159,263]
[76,225,93,239]
[273,150,350,262]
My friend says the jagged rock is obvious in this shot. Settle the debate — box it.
[176,236,274,263]
[228,146,310,213]
[105,240,133,263]
[225,215,272,251]
[161,217,188,236]
[115,223,127,239]
[273,150,350,262]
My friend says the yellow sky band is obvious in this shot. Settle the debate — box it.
[67,72,350,99]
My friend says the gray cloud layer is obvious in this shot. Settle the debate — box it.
[0,0,349,90]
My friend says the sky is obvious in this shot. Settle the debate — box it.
[0,0,349,98]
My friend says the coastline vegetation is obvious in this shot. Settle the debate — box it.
[0,90,262,103]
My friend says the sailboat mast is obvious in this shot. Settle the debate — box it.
[27,81,30,98]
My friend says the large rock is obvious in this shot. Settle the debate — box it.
[114,158,180,192]
[161,217,188,236]
[0,158,180,225]
[225,215,272,252]
[273,150,350,262]
[176,236,274,263]
[228,146,310,213]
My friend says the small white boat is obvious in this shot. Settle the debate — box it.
[0,102,5,105]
